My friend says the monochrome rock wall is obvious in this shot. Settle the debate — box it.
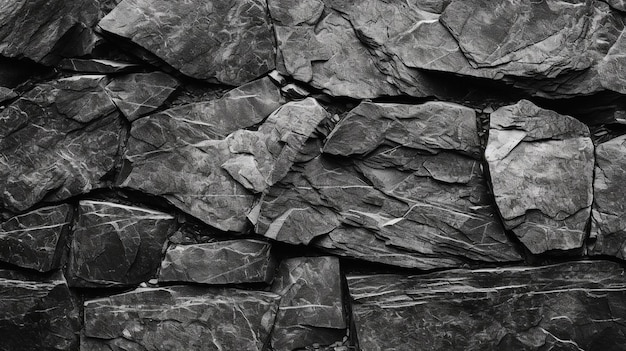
[1,0,626,350]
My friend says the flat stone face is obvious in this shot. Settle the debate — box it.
[590,135,626,258]
[271,256,346,351]
[99,0,275,85]
[67,200,177,287]
[256,101,521,269]
[0,269,80,351]
[120,92,328,233]
[0,75,125,213]
[159,240,275,284]
[440,0,619,79]
[348,261,626,351]
[485,100,594,254]
[599,29,626,94]
[82,286,280,351]
[0,0,99,64]
[0,204,71,272]
[105,72,179,121]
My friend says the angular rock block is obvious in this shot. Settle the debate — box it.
[159,240,275,285]
[0,269,80,351]
[105,72,179,121]
[486,100,594,254]
[0,75,125,212]
[0,204,71,272]
[120,92,329,232]
[271,256,346,351]
[590,134,626,259]
[82,286,280,351]
[256,101,521,269]
[99,0,275,85]
[0,0,99,64]
[67,200,177,287]
[348,261,626,351]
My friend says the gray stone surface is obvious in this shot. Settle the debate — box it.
[67,200,177,287]
[486,100,594,254]
[82,286,280,351]
[349,261,626,351]
[0,204,71,272]
[159,240,275,285]
[99,0,275,85]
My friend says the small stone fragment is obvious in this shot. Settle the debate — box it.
[0,75,125,212]
[271,256,346,351]
[66,200,177,287]
[159,240,275,285]
[0,204,71,272]
[485,100,594,254]
[0,87,16,104]
[99,0,275,85]
[0,269,81,351]
[58,58,141,73]
[105,72,179,121]
[82,286,280,351]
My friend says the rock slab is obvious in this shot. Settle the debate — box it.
[0,204,71,272]
[159,240,275,285]
[82,286,280,351]
[486,100,594,254]
[67,200,177,287]
[349,261,626,351]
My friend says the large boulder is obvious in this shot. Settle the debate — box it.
[0,204,72,272]
[0,75,125,213]
[82,286,280,351]
[485,100,594,254]
[256,101,521,269]
[66,200,177,287]
[99,0,275,85]
[0,269,81,351]
[349,261,626,350]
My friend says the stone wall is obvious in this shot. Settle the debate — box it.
[2,0,626,350]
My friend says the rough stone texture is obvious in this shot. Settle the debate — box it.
[349,261,626,351]
[159,240,275,285]
[59,58,141,74]
[0,0,99,64]
[99,0,275,85]
[0,269,80,351]
[82,286,280,351]
[256,101,521,269]
[590,134,626,258]
[67,200,177,287]
[607,0,626,11]
[599,29,626,94]
[120,91,328,232]
[271,256,346,351]
[0,87,16,103]
[105,72,179,121]
[0,204,71,272]
[486,100,594,254]
[0,75,125,213]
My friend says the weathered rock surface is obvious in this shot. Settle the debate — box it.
[486,100,594,254]
[67,200,177,287]
[271,256,346,351]
[349,261,626,351]
[99,0,275,85]
[0,87,16,103]
[0,204,71,272]
[0,269,80,351]
[105,72,179,121]
[256,101,521,269]
[82,286,280,351]
[0,0,99,64]
[590,134,626,258]
[59,58,141,74]
[120,91,328,232]
[599,28,626,94]
[0,75,125,212]
[159,240,275,284]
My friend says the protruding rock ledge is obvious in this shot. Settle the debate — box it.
[82,286,280,351]
[349,260,626,350]
[486,100,594,254]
